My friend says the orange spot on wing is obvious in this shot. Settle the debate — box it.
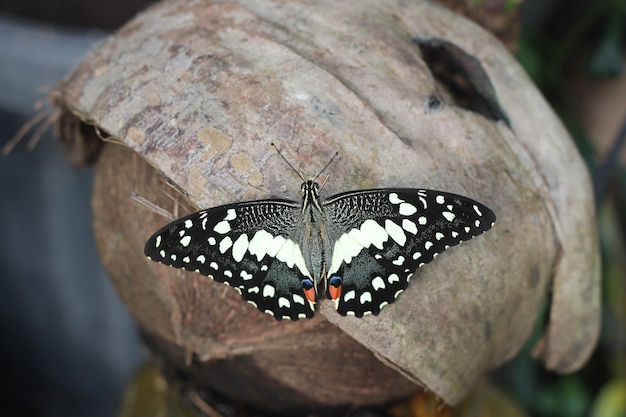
[328,282,342,301]
[303,286,317,304]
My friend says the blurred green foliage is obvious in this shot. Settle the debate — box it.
[495,1,626,417]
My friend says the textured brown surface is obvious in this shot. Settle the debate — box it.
[92,143,419,414]
[54,0,600,411]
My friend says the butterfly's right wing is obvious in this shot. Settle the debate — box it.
[144,199,316,320]
[323,189,496,317]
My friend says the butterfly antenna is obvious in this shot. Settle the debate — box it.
[313,151,339,182]
[271,143,305,181]
[319,174,332,193]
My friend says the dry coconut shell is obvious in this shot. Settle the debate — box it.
[52,0,600,414]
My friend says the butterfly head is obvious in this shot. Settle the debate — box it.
[300,180,321,195]
[301,180,323,214]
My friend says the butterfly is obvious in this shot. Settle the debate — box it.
[144,150,496,321]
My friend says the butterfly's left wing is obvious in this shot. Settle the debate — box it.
[322,189,496,317]
[144,199,317,321]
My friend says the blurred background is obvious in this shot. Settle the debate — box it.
[0,0,624,416]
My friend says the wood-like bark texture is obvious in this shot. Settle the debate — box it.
[92,143,419,414]
[53,0,600,412]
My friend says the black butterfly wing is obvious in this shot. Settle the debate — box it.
[323,189,496,317]
[144,199,316,320]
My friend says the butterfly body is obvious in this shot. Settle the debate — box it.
[145,180,496,321]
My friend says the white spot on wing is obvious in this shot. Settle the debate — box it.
[293,294,305,305]
[399,202,417,215]
[435,232,444,240]
[275,239,295,263]
[329,233,364,275]
[360,219,388,250]
[263,284,275,298]
[273,238,310,278]
[347,228,371,248]
[210,262,218,270]
[290,244,312,278]
[208,237,216,245]
[248,286,259,294]
[267,235,286,257]
[418,216,427,225]
[344,290,356,301]
[360,292,372,304]
[240,270,253,280]
[436,195,445,204]
[372,276,386,290]
[231,234,249,262]
[425,241,433,250]
[184,219,193,228]
[402,219,418,234]
[219,236,233,253]
[155,235,162,248]
[389,193,404,204]
[196,255,206,264]
[388,274,399,283]
[180,235,191,247]
[442,211,455,222]
[248,230,273,261]
[278,297,290,308]
[473,204,482,216]
[224,209,237,221]
[385,219,406,246]
[213,220,230,234]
